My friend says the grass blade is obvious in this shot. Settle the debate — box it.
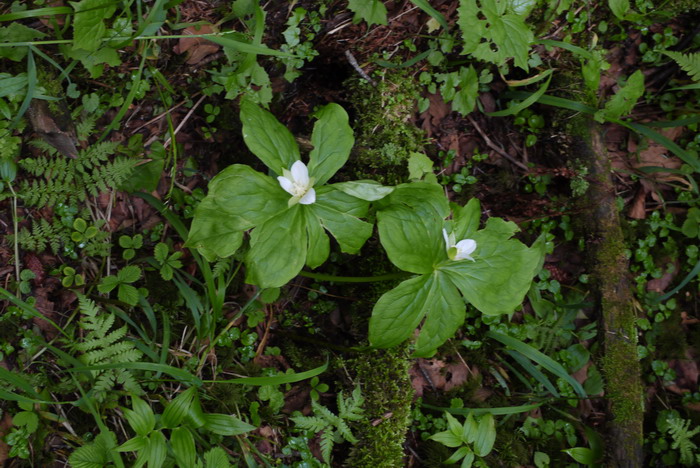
[505,349,560,397]
[409,0,449,30]
[487,331,587,398]
[422,402,543,415]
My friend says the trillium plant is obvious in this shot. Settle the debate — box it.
[187,100,543,357]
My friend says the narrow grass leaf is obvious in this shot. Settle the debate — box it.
[409,0,449,30]
[68,362,203,386]
[487,331,587,397]
[488,74,552,117]
[0,7,72,21]
[422,402,543,415]
[205,360,328,386]
[505,349,560,397]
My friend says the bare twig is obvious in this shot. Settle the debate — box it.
[467,115,529,171]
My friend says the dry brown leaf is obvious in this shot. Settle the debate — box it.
[174,25,220,65]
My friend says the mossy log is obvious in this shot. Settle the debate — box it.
[572,119,644,467]
[346,347,414,467]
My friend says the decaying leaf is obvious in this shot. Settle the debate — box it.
[173,24,220,65]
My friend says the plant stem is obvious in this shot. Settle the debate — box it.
[298,271,409,283]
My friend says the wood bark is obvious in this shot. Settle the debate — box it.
[574,120,644,467]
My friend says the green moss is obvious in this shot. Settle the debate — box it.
[346,69,426,185]
[346,346,414,467]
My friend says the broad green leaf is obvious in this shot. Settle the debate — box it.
[451,66,479,115]
[308,103,354,185]
[316,186,369,217]
[70,0,115,51]
[305,210,330,268]
[312,204,373,255]
[414,273,465,357]
[118,265,141,283]
[429,429,463,448]
[170,427,196,468]
[608,0,630,19]
[145,430,167,468]
[240,99,299,174]
[348,0,388,26]
[154,243,168,263]
[458,0,534,71]
[595,70,644,123]
[202,413,256,436]
[245,206,307,288]
[563,447,596,465]
[12,412,38,432]
[60,43,121,78]
[332,180,394,201]
[123,396,155,436]
[118,284,139,306]
[0,24,45,61]
[408,152,434,180]
[379,181,449,219]
[186,165,288,259]
[451,198,481,240]
[377,205,444,274]
[472,413,496,456]
[369,274,433,349]
[204,447,231,468]
[439,223,541,315]
[162,386,197,429]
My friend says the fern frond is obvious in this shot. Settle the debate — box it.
[664,51,700,82]
[335,419,357,444]
[668,417,700,465]
[319,430,335,463]
[290,415,329,433]
[75,325,126,352]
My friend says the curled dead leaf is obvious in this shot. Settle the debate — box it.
[173,24,220,65]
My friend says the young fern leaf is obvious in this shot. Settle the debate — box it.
[664,51,700,82]
[70,294,143,402]
[319,430,336,464]
[667,417,700,465]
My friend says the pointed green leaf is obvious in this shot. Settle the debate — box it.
[116,434,147,452]
[245,206,307,288]
[240,99,299,174]
[332,180,394,201]
[445,412,463,437]
[473,413,496,456]
[69,431,118,468]
[429,429,463,448]
[170,427,196,468]
[308,103,354,185]
[313,203,372,254]
[414,273,465,357]
[451,198,481,239]
[123,396,155,436]
[305,210,330,268]
[595,69,645,123]
[445,446,471,464]
[202,413,256,436]
[161,386,197,429]
[563,447,596,465]
[145,430,167,468]
[369,274,433,349]
[462,413,478,444]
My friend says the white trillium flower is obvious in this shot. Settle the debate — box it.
[442,228,477,261]
[277,160,316,206]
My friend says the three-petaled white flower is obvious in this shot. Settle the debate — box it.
[442,228,477,261]
[277,160,316,206]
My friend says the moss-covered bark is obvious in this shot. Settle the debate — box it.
[571,118,644,467]
[346,346,414,467]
